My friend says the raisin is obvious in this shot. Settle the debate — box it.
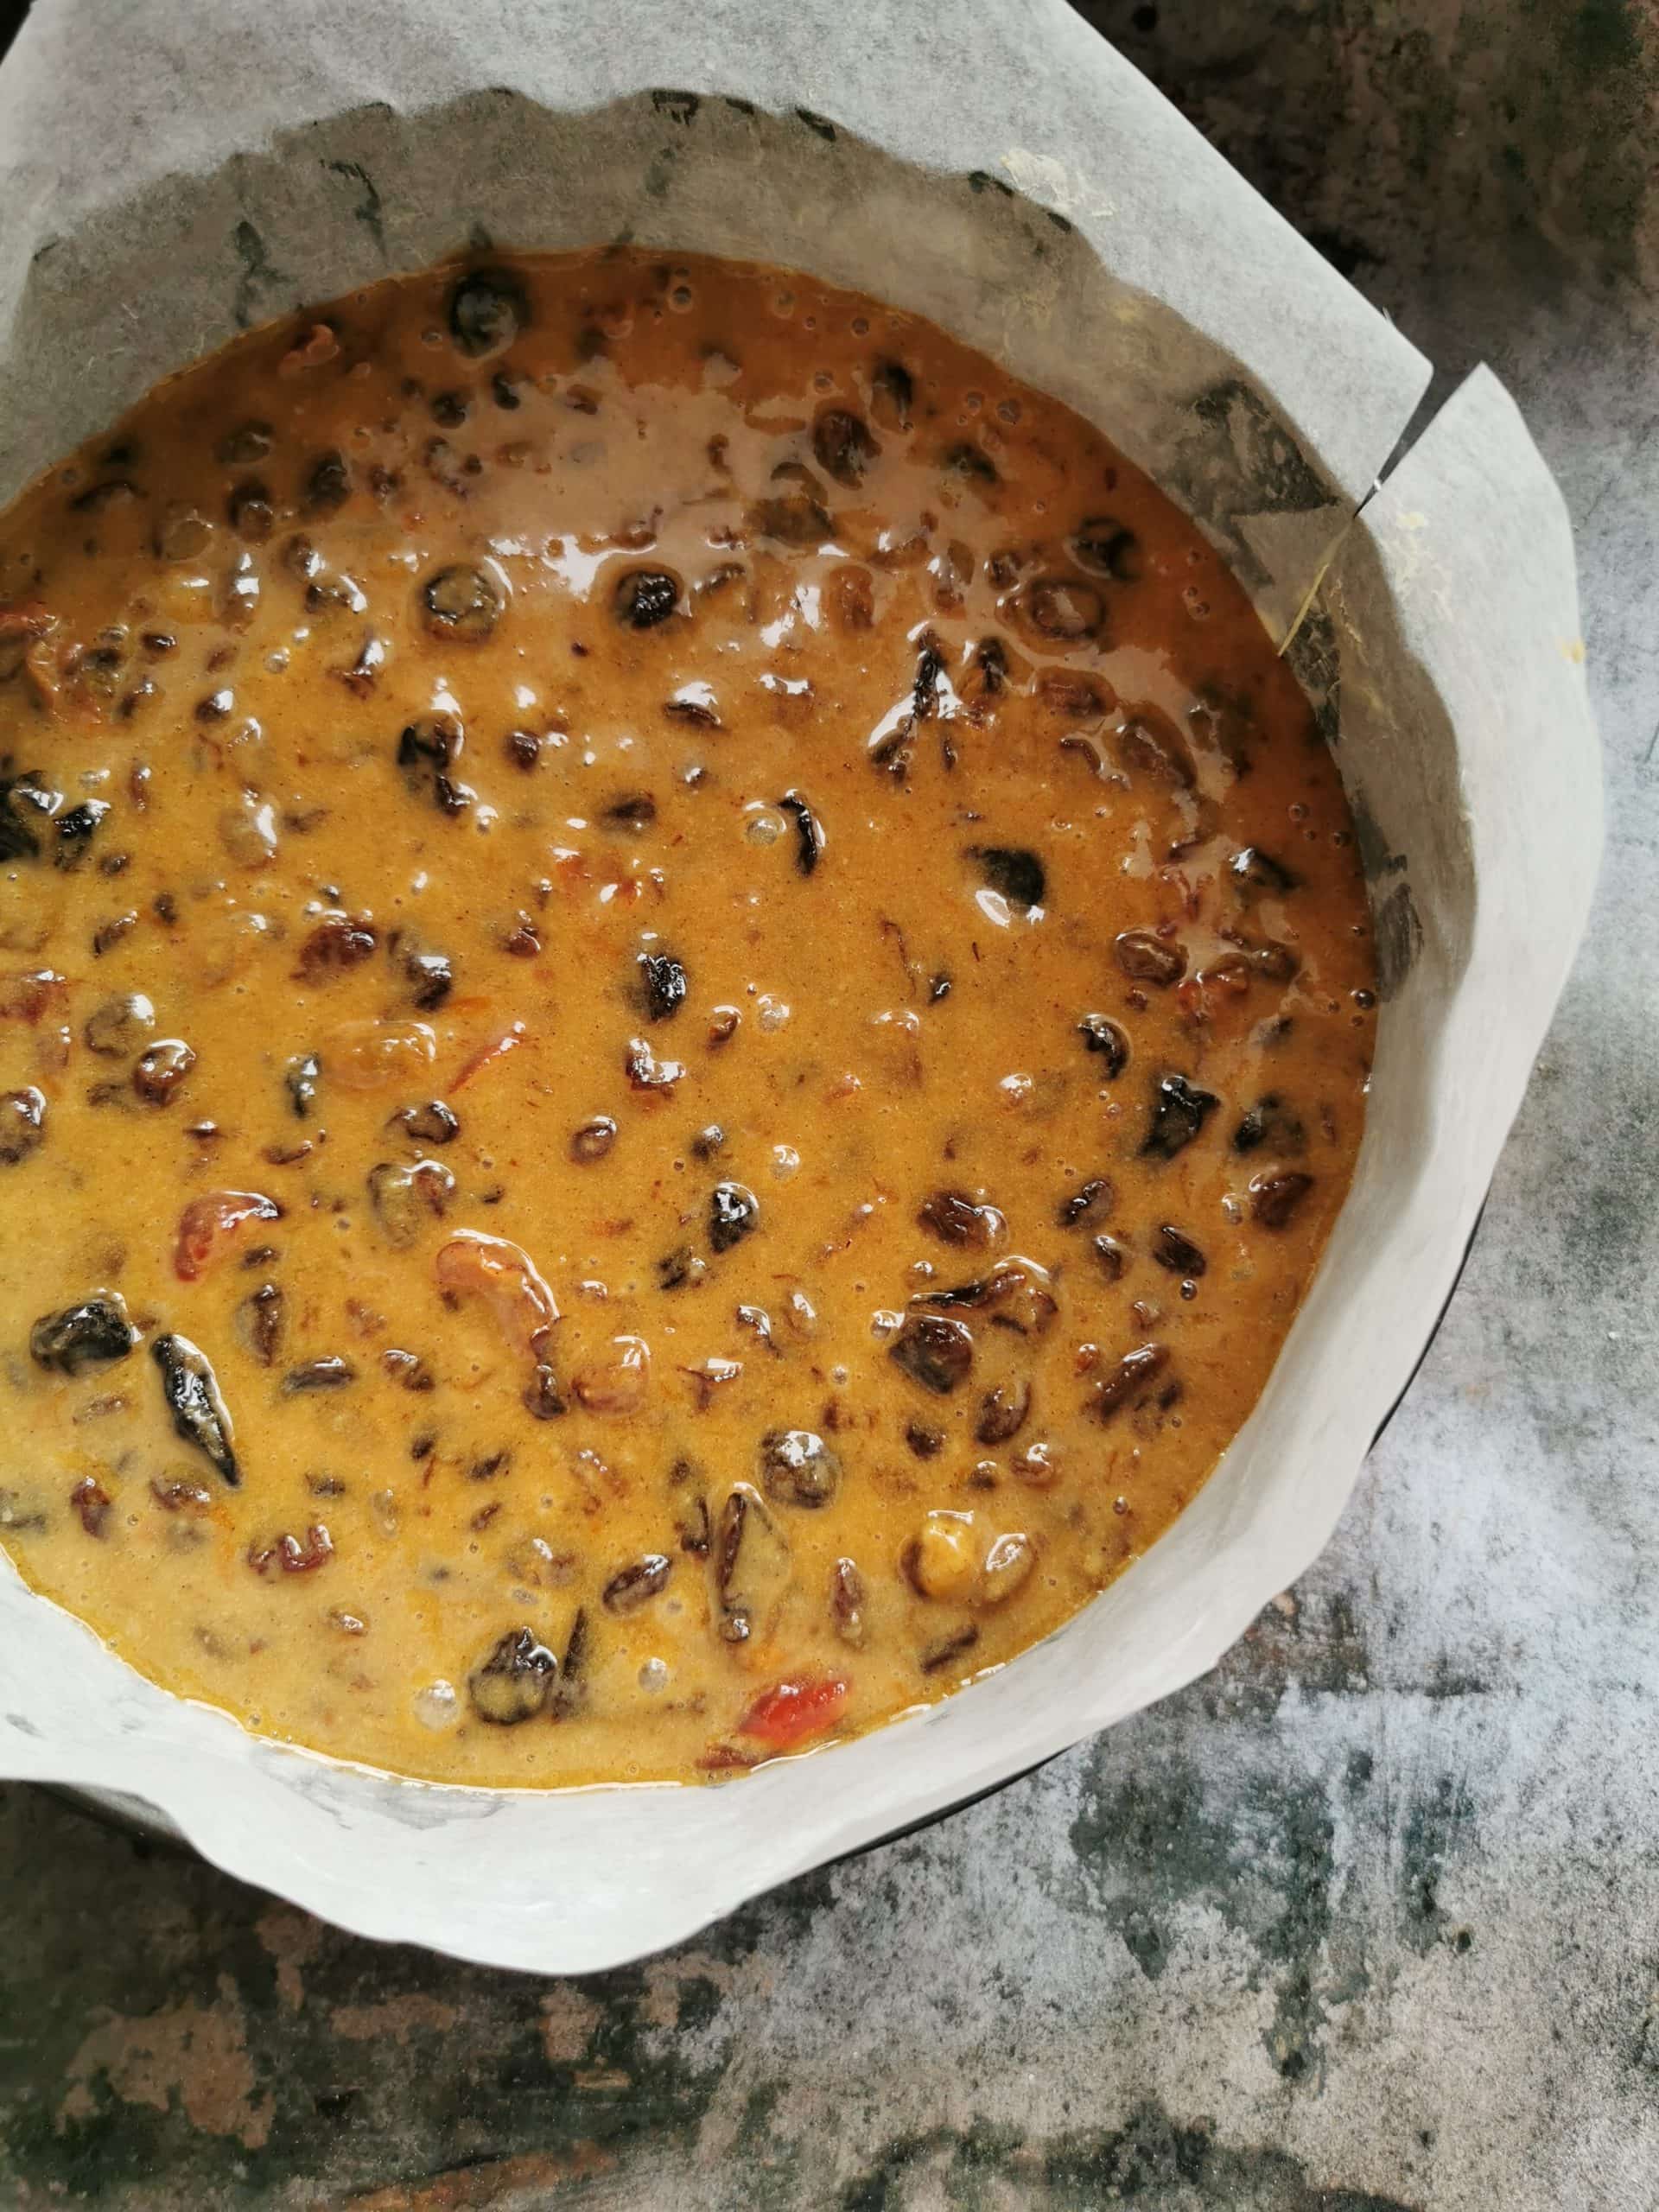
[917,1190,1005,1248]
[236,1282,285,1367]
[397,713,473,815]
[420,564,502,643]
[831,1557,867,1645]
[402,948,454,1010]
[709,1181,760,1253]
[812,408,879,486]
[1153,1225,1206,1277]
[0,1088,46,1164]
[151,1333,238,1485]
[131,1038,195,1104]
[1071,516,1141,582]
[293,911,376,983]
[29,1294,137,1375]
[1019,578,1104,639]
[285,1052,321,1118]
[969,845,1046,911]
[1057,1177,1114,1230]
[448,268,528,359]
[1233,1095,1307,1156]
[905,1422,944,1459]
[1077,1013,1129,1074]
[637,949,688,1021]
[54,801,110,868]
[71,1478,112,1538]
[603,793,657,832]
[778,791,824,875]
[944,441,998,484]
[1088,1343,1169,1423]
[760,1429,841,1509]
[614,569,681,628]
[282,1356,358,1393]
[569,1116,617,1164]
[1141,1072,1220,1161]
[84,993,156,1057]
[870,358,913,429]
[467,1626,557,1725]
[1249,1170,1315,1228]
[1230,847,1298,897]
[602,1554,673,1613]
[227,480,274,541]
[304,450,351,515]
[1114,931,1186,986]
[1092,1233,1129,1281]
[890,1312,974,1395]
[975,1379,1032,1445]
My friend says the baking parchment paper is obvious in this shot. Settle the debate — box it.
[0,0,1600,1970]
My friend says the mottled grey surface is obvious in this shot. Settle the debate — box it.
[1,2,1655,2206]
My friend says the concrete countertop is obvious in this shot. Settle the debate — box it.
[0,3,1653,2205]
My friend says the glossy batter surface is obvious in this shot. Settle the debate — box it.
[0,251,1375,1786]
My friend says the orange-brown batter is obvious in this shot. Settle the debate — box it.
[0,250,1374,1786]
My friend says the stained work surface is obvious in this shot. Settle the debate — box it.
[1,0,1656,2205]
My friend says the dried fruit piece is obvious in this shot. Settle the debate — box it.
[1076,1014,1129,1075]
[0,1087,46,1165]
[981,1531,1036,1605]
[830,1558,867,1646]
[1019,577,1104,640]
[84,992,156,1057]
[151,1333,238,1485]
[367,1159,455,1248]
[709,1182,760,1254]
[421,564,503,643]
[1087,1343,1169,1424]
[601,1554,672,1614]
[569,1116,617,1164]
[248,1523,334,1573]
[637,950,688,1021]
[1232,1094,1306,1156]
[712,1482,791,1644]
[397,712,473,816]
[736,1674,849,1750]
[870,358,913,429]
[236,1282,285,1367]
[175,1189,282,1281]
[448,268,527,359]
[323,1018,435,1092]
[1056,1177,1114,1230]
[29,1294,137,1375]
[916,1190,1006,1249]
[435,1231,558,1357]
[392,1098,461,1147]
[812,408,879,486]
[975,1379,1032,1445]
[132,1038,196,1104]
[1229,847,1298,898]
[467,1627,558,1725]
[1114,931,1186,986]
[903,1510,980,1601]
[573,1335,650,1414]
[1249,1170,1315,1228]
[889,1311,974,1395]
[969,845,1046,912]
[778,790,824,875]
[614,569,681,628]
[282,1357,357,1393]
[71,1478,112,1538]
[293,910,376,982]
[1153,1225,1207,1277]
[1071,516,1141,582]
[760,1428,842,1509]
[1141,1072,1220,1161]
